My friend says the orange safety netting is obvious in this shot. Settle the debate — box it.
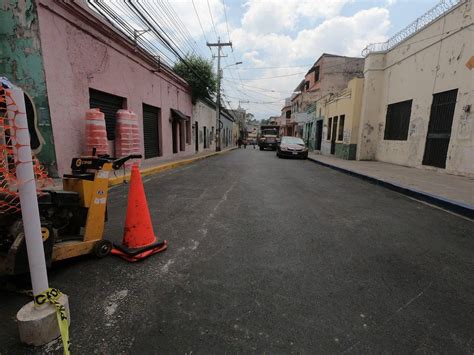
[0,84,52,216]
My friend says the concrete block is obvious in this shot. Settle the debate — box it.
[16,294,69,346]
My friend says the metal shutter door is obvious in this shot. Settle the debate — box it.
[143,104,160,159]
[89,89,124,141]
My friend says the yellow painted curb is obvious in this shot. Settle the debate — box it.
[109,147,237,186]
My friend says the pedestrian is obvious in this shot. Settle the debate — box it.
[238,137,243,148]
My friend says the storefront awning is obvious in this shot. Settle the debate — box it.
[170,108,190,122]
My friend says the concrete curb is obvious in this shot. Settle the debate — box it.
[307,157,474,220]
[109,147,238,186]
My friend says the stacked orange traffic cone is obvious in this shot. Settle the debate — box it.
[111,164,167,262]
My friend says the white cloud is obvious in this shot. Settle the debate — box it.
[167,0,225,40]
[227,7,390,116]
[166,1,391,118]
[240,0,353,35]
[233,7,389,64]
[293,7,390,57]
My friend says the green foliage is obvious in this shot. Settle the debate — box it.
[173,55,216,103]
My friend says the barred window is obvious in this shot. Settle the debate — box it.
[384,100,412,140]
[327,117,332,140]
[338,115,345,141]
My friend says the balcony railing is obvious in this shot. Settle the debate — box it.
[362,0,464,57]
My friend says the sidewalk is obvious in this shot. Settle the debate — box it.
[308,153,474,219]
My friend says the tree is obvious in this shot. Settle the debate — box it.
[173,55,216,104]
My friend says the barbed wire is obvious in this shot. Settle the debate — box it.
[362,0,465,57]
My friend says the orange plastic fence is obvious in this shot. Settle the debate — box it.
[0,84,51,216]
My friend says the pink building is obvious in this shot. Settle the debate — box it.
[32,1,194,175]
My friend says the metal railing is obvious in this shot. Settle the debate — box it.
[362,0,465,57]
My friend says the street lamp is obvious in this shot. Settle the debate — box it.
[223,61,243,69]
[216,61,242,151]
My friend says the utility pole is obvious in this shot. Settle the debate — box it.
[207,37,232,151]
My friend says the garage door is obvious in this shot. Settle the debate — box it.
[143,104,161,159]
[89,89,124,141]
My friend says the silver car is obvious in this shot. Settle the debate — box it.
[276,136,308,159]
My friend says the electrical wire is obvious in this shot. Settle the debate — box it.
[192,0,213,56]
[238,72,307,80]
[206,0,219,40]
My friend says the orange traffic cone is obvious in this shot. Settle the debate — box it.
[111,164,167,262]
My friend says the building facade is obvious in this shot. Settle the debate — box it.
[358,0,473,176]
[289,54,365,143]
[192,99,216,152]
[321,77,364,159]
[279,98,295,136]
[1,1,240,176]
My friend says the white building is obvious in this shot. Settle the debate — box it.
[358,0,473,176]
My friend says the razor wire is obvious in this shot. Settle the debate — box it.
[362,0,465,57]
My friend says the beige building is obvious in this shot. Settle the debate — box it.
[358,0,473,176]
[321,78,364,159]
[292,53,365,141]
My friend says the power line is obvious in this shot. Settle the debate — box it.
[226,64,315,70]
[155,1,200,56]
[223,79,295,94]
[162,0,204,56]
[206,0,219,40]
[88,1,177,66]
[224,80,284,100]
[239,72,306,80]
[222,0,232,46]
[146,2,198,57]
[192,0,213,55]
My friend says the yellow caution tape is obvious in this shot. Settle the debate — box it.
[34,288,70,355]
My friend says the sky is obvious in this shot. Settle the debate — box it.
[98,0,441,120]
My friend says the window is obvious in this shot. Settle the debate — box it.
[384,100,412,140]
[179,121,186,151]
[282,137,304,145]
[142,104,161,159]
[172,120,178,153]
[305,81,309,91]
[327,117,332,140]
[186,120,191,144]
[285,110,291,119]
[338,115,345,141]
[314,66,320,82]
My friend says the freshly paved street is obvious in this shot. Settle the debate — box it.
[1,148,473,353]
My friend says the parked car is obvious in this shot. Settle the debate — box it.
[276,136,308,159]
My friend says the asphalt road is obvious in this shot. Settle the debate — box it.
[1,148,473,354]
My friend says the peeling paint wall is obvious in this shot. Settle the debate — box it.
[358,1,473,176]
[0,0,57,175]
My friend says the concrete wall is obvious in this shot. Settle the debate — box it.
[192,100,215,152]
[320,77,364,159]
[319,56,364,96]
[36,1,193,175]
[358,1,473,176]
[0,0,57,174]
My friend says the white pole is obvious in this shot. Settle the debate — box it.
[8,83,49,296]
